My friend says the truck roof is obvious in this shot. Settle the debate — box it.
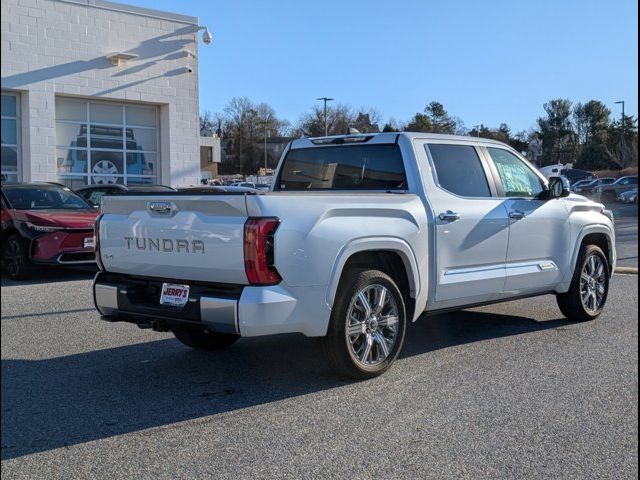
[290,132,511,149]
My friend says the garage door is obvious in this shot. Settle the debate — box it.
[55,98,159,188]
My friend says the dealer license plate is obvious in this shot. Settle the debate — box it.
[160,283,190,307]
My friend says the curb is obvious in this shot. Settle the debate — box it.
[614,267,639,275]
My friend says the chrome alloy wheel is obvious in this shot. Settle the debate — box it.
[345,284,399,366]
[580,254,607,313]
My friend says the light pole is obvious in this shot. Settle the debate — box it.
[615,100,625,164]
[473,124,482,137]
[316,97,334,136]
[262,121,268,171]
[238,112,244,177]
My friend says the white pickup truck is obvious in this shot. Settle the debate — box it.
[93,133,616,378]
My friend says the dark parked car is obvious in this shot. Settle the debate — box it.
[75,184,176,207]
[1,183,99,279]
[177,185,260,194]
[595,176,638,203]
[573,177,616,195]
[564,168,596,184]
[570,179,596,193]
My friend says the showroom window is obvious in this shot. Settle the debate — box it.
[55,98,159,187]
[1,93,20,183]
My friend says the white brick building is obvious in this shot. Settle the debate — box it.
[1,0,202,187]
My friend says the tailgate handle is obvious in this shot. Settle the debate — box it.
[148,201,174,215]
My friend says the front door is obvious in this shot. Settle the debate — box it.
[423,143,510,307]
[484,147,572,294]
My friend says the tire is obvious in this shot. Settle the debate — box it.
[320,269,407,380]
[557,245,610,322]
[172,326,239,350]
[1,235,34,280]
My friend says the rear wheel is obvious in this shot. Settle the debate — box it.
[557,245,609,322]
[172,326,239,350]
[320,269,406,379]
[1,235,34,280]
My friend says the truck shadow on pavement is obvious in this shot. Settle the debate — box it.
[1,311,571,460]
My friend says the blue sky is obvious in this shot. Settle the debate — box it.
[131,0,638,132]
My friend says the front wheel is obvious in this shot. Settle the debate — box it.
[320,269,407,379]
[557,245,610,322]
[1,235,34,280]
[172,326,239,350]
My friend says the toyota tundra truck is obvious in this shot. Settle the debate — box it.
[93,133,616,379]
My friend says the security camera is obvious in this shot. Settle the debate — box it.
[202,27,213,45]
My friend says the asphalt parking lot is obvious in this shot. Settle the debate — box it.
[1,268,638,479]
[1,201,637,479]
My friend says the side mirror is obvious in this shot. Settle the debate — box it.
[547,176,571,199]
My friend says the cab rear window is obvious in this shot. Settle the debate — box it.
[275,144,406,191]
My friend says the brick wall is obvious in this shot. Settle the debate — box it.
[1,0,201,186]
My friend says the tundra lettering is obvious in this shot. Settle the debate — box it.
[95,133,616,379]
[123,236,205,254]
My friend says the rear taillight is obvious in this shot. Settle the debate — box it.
[94,214,105,271]
[243,217,281,285]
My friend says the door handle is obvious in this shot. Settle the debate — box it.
[439,211,461,222]
[509,210,526,220]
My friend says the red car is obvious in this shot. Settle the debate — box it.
[1,183,99,279]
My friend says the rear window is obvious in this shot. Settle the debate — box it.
[3,186,92,210]
[427,144,491,197]
[275,144,406,191]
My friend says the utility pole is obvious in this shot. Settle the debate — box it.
[615,100,626,165]
[316,97,334,136]
[473,125,482,137]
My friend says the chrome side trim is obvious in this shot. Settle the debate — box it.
[200,296,239,334]
[441,264,505,285]
[94,283,118,316]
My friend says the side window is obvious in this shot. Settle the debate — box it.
[426,144,491,197]
[487,148,545,198]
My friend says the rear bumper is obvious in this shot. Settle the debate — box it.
[93,272,240,334]
[93,272,332,337]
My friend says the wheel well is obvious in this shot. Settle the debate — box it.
[1,227,21,246]
[581,233,613,272]
[341,250,415,320]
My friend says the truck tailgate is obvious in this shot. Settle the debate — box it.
[99,194,249,284]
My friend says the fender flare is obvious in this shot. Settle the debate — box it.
[325,236,421,308]
[562,223,616,286]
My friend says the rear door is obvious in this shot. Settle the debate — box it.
[483,147,571,294]
[99,194,250,284]
[422,142,510,306]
